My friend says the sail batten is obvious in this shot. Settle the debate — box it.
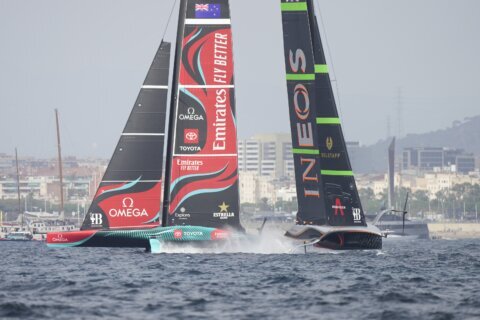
[142,85,169,89]
[315,64,329,73]
[292,148,320,155]
[281,2,308,11]
[316,117,340,124]
[185,18,231,25]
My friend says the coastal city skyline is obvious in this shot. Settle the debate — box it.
[1,0,480,158]
[1,133,478,219]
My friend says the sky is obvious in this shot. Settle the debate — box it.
[1,0,479,158]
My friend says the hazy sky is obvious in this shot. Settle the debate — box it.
[1,0,479,158]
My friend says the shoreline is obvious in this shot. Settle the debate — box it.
[428,223,480,239]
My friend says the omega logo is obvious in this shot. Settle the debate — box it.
[122,197,134,208]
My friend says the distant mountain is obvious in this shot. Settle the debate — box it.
[351,115,480,173]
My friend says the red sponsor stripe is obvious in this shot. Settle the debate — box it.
[210,229,229,240]
[46,230,97,244]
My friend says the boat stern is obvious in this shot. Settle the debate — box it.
[46,230,98,248]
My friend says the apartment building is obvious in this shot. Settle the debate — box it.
[403,147,475,174]
[238,133,293,178]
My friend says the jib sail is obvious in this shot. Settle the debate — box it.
[163,0,242,230]
[81,41,171,230]
[280,0,366,227]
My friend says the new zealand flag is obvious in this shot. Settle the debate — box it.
[195,4,221,18]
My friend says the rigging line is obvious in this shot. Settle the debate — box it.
[314,0,345,123]
[161,0,179,42]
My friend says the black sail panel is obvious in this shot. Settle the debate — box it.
[280,0,366,227]
[81,42,171,230]
[310,4,366,227]
[165,0,242,230]
[280,0,327,225]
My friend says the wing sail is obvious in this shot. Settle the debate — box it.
[164,0,242,230]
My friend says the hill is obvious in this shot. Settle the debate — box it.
[351,115,480,173]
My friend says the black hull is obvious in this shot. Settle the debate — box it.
[285,225,383,250]
[79,235,150,249]
[313,232,382,250]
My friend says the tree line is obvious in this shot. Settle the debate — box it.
[360,183,480,221]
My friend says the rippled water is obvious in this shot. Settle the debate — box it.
[1,238,480,319]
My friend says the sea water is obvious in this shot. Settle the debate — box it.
[1,237,479,319]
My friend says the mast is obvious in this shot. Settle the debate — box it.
[15,148,23,228]
[388,137,396,209]
[55,109,65,221]
[162,0,187,227]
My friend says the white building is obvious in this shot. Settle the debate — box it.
[238,133,293,178]
[355,170,480,200]
[0,176,93,203]
[425,172,480,199]
[276,186,297,202]
[239,172,276,205]
[238,139,260,174]
[0,176,50,200]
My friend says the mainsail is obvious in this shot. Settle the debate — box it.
[163,0,242,230]
[81,41,171,230]
[280,0,367,227]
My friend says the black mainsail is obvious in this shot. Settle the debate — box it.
[81,41,171,230]
[280,0,381,249]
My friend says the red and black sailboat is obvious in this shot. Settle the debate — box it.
[47,0,242,250]
[280,0,382,250]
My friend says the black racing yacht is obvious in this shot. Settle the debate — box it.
[279,0,382,250]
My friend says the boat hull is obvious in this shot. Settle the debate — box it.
[3,232,34,241]
[285,224,383,251]
[46,226,231,250]
[376,222,430,240]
